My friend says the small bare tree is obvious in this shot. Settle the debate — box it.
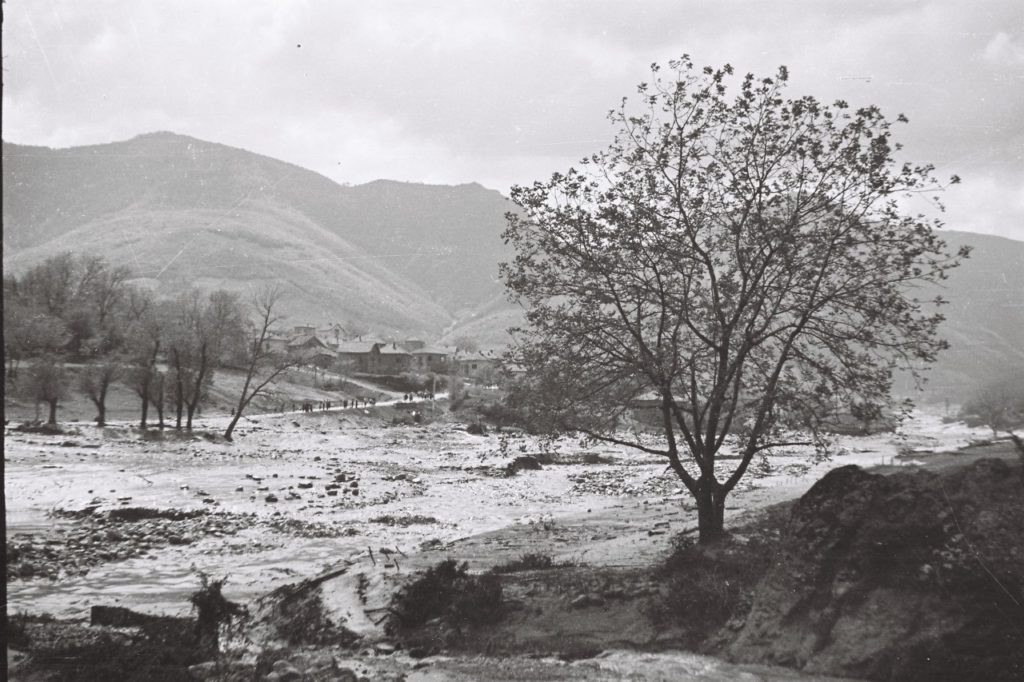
[224,286,299,441]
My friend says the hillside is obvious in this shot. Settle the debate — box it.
[2,133,512,334]
[447,230,1024,403]
[4,133,1022,401]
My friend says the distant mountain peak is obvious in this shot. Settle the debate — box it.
[3,132,515,334]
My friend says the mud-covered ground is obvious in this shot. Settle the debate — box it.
[5,404,998,680]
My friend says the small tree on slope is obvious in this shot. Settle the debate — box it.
[501,58,967,543]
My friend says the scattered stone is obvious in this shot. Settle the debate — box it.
[272,660,303,682]
[569,593,605,609]
[188,661,219,680]
[265,494,279,503]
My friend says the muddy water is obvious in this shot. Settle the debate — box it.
[5,411,990,622]
[400,649,858,681]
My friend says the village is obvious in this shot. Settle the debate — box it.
[265,325,503,382]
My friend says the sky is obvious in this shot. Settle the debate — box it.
[3,0,1023,240]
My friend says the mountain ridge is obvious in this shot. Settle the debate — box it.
[3,133,514,335]
[4,132,1022,400]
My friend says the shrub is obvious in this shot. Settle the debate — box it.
[490,553,557,573]
[387,559,503,636]
[190,574,244,653]
[654,524,781,645]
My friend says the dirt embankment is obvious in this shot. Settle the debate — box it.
[721,455,1024,681]
[373,448,1023,680]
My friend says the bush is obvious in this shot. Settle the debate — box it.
[5,612,51,650]
[190,574,244,653]
[490,553,558,574]
[387,559,503,636]
[466,421,488,435]
[654,524,782,645]
[477,400,528,428]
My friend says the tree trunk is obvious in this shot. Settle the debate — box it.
[47,399,58,426]
[156,374,166,428]
[175,398,183,430]
[224,411,242,441]
[140,395,149,429]
[694,481,727,544]
[95,385,108,427]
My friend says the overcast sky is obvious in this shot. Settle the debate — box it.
[4,0,1023,240]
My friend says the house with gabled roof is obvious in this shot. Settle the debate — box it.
[334,341,375,373]
[369,343,412,373]
[455,350,499,378]
[411,345,451,372]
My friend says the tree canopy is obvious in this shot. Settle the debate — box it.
[501,57,967,542]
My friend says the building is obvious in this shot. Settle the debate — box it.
[456,351,499,378]
[411,346,451,372]
[334,341,374,373]
[287,334,336,366]
[368,343,412,374]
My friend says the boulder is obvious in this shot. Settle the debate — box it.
[506,456,543,476]
[726,459,1024,681]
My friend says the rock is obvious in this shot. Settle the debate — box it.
[269,660,304,682]
[374,641,397,654]
[570,593,604,608]
[265,494,279,503]
[506,455,543,475]
[188,661,218,680]
[726,459,1024,682]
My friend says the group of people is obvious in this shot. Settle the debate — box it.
[402,392,435,401]
[289,397,377,414]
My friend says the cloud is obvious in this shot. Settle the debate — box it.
[2,0,1023,241]
[983,31,1024,66]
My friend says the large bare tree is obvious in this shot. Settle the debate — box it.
[502,58,967,543]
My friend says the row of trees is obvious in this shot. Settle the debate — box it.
[4,253,295,439]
